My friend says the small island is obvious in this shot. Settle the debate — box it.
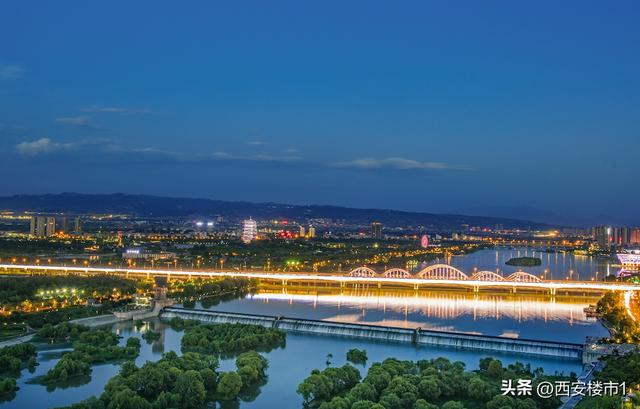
[505,257,542,267]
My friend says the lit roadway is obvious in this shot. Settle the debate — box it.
[2,264,640,294]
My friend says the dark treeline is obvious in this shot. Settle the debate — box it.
[0,274,137,305]
[168,277,254,301]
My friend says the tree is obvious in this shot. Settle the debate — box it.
[378,392,402,409]
[216,372,243,401]
[297,373,333,403]
[173,370,206,409]
[467,376,494,401]
[441,401,465,409]
[151,392,179,409]
[350,382,378,402]
[417,377,440,401]
[347,348,368,365]
[200,367,217,392]
[365,366,392,393]
[413,400,438,409]
[487,360,504,379]
[351,401,377,409]
[106,388,151,409]
[0,378,17,395]
[486,395,516,409]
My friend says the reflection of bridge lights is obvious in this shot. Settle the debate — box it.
[250,291,597,323]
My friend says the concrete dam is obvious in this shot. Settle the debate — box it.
[161,307,585,361]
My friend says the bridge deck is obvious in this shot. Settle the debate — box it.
[1,264,639,292]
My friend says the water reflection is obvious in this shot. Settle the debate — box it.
[199,287,609,343]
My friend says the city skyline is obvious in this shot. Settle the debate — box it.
[2,1,640,225]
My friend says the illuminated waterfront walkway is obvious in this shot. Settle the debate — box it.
[2,263,639,294]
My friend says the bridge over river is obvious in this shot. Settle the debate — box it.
[2,263,639,295]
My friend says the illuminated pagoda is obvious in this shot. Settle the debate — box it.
[241,217,258,243]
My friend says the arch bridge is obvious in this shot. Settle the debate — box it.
[347,264,542,283]
[2,264,639,295]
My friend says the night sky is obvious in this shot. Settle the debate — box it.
[1,1,639,225]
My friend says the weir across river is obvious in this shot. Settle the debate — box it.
[161,307,588,362]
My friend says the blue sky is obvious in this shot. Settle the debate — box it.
[1,1,639,225]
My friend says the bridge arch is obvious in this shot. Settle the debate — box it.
[471,271,505,281]
[506,271,541,283]
[416,264,469,280]
[348,267,377,278]
[383,268,411,279]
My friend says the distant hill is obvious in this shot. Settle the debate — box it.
[0,193,553,230]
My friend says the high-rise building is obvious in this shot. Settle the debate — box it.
[594,225,612,248]
[371,221,383,239]
[594,225,640,248]
[299,226,306,238]
[74,216,82,234]
[308,226,316,238]
[241,218,258,243]
[59,217,69,234]
[45,217,56,236]
[30,216,56,237]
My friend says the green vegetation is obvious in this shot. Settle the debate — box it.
[576,351,640,408]
[0,274,138,331]
[347,348,368,365]
[597,292,640,343]
[0,377,17,397]
[35,322,90,342]
[168,277,254,301]
[6,304,115,329]
[40,327,141,385]
[59,350,271,409]
[0,343,37,374]
[43,351,92,383]
[505,257,542,267]
[187,238,486,272]
[181,322,286,354]
[141,330,161,343]
[0,274,137,306]
[298,356,569,409]
[166,316,199,331]
[0,323,27,341]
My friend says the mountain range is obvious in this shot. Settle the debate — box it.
[0,193,554,230]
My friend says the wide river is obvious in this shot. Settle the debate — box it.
[0,248,612,408]
[439,247,619,280]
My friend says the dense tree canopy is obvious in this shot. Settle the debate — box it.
[180,322,286,354]
[298,356,567,409]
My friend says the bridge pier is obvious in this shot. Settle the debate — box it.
[550,288,556,296]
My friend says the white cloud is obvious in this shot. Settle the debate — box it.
[333,157,466,171]
[204,152,301,163]
[0,64,23,79]
[16,138,110,156]
[246,140,267,146]
[16,138,66,155]
[55,116,106,130]
[80,105,151,114]
[55,116,90,126]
